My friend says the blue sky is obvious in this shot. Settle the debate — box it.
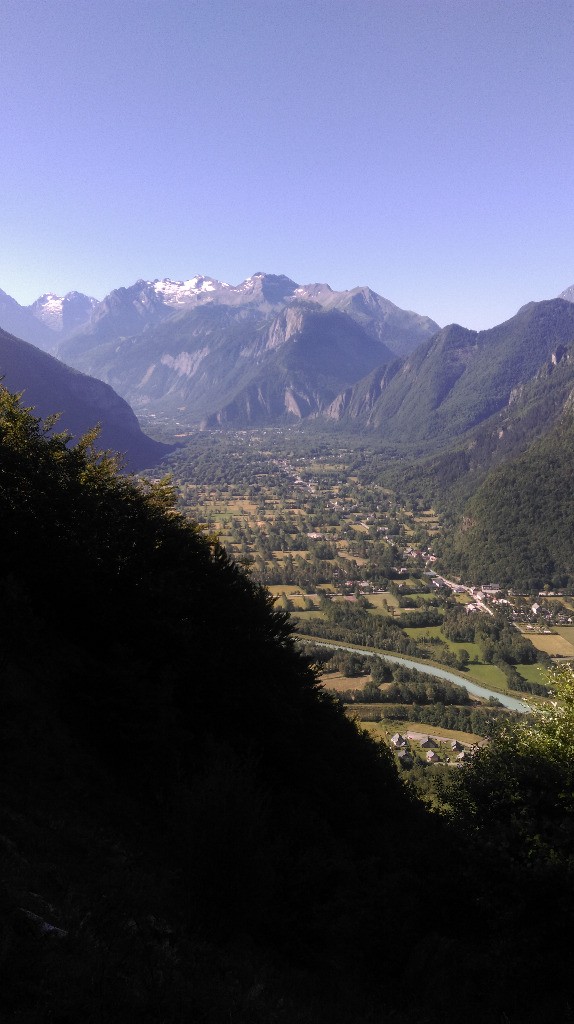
[1,0,573,329]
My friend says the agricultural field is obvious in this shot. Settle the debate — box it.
[517,629,574,657]
[358,718,484,749]
[515,663,550,685]
[160,429,557,743]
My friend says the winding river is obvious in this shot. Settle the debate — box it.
[307,641,532,713]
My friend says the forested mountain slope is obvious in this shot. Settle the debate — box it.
[326,299,574,446]
[355,329,574,591]
[2,388,574,1022]
[378,334,574,505]
[442,412,574,590]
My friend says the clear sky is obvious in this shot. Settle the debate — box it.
[1,0,573,329]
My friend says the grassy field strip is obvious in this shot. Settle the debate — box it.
[320,670,371,691]
[517,630,574,656]
[357,717,484,747]
[514,663,550,684]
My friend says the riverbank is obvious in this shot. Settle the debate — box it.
[295,636,532,713]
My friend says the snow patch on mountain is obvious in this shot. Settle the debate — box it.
[34,293,64,329]
[29,291,99,334]
[151,277,230,305]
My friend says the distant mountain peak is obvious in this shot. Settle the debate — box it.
[559,283,574,303]
[28,290,98,335]
[237,273,299,305]
[150,277,227,305]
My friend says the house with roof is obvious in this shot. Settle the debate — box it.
[390,733,407,748]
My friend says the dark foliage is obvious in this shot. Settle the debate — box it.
[1,388,574,1022]
[446,414,574,589]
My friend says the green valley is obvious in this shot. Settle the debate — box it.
[158,428,568,747]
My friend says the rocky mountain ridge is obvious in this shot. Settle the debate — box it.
[50,272,438,425]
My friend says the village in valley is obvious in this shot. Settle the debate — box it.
[157,427,574,773]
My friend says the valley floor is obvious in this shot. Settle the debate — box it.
[149,428,571,753]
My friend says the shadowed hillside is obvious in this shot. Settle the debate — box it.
[0,326,171,470]
[1,387,573,1023]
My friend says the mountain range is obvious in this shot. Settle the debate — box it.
[0,273,440,426]
[3,271,574,437]
[2,270,574,575]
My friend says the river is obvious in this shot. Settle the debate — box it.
[308,641,532,713]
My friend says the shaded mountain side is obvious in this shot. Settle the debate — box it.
[325,299,574,446]
[294,282,439,356]
[326,359,404,422]
[0,388,422,1021]
[0,327,170,470]
[442,413,574,590]
[200,307,393,426]
[58,302,266,417]
[377,338,574,510]
[60,302,394,425]
[1,389,574,1022]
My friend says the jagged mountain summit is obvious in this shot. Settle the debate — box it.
[0,288,98,353]
[29,291,98,335]
[56,271,439,351]
[0,287,58,351]
[52,272,439,425]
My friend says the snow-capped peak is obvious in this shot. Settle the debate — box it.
[29,293,66,329]
[28,291,99,333]
[151,276,231,306]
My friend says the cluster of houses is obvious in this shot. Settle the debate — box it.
[390,731,472,767]
[529,601,573,626]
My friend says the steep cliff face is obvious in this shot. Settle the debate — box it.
[198,306,394,427]
[56,297,395,425]
[47,273,437,424]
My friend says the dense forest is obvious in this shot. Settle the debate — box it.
[438,414,574,589]
[1,386,574,1022]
